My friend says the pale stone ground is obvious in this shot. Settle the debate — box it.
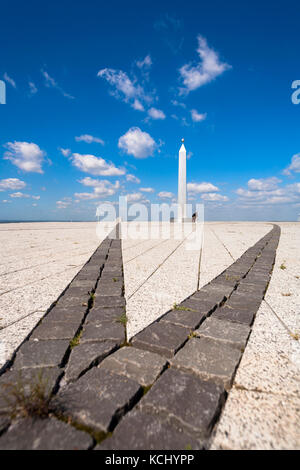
[0,221,299,449]
[0,222,101,368]
[123,222,272,339]
[211,223,300,450]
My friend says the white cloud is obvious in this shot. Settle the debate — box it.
[4,142,46,173]
[29,81,37,95]
[10,192,30,198]
[171,100,186,108]
[136,55,152,69]
[3,73,16,88]
[2,200,11,203]
[41,69,74,99]
[191,109,207,122]
[118,127,156,159]
[76,177,120,199]
[32,195,40,200]
[140,187,154,193]
[124,192,144,202]
[126,174,141,184]
[59,148,71,157]
[188,182,219,193]
[98,68,153,110]
[179,35,231,94]
[283,153,300,175]
[157,191,174,199]
[201,193,228,202]
[148,107,166,120]
[71,153,125,176]
[0,178,26,191]
[75,134,104,145]
[56,200,71,209]
[247,177,281,191]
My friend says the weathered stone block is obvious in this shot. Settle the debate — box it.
[98,408,202,450]
[226,291,262,311]
[81,321,125,344]
[213,305,256,325]
[0,417,93,450]
[30,321,80,341]
[56,368,142,433]
[131,322,189,358]
[140,368,224,438]
[194,317,250,350]
[171,337,241,389]
[65,341,119,382]
[100,347,167,387]
[159,308,203,329]
[95,284,123,297]
[43,306,86,324]
[13,340,70,369]
[94,296,126,308]
[87,306,124,324]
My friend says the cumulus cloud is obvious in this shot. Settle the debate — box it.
[71,153,125,176]
[191,109,207,122]
[75,177,120,200]
[56,199,71,209]
[140,187,154,193]
[98,68,153,111]
[59,148,71,157]
[124,192,144,202]
[3,73,16,88]
[247,177,281,191]
[171,100,186,108]
[29,81,37,95]
[136,55,152,69]
[4,141,46,173]
[75,134,104,145]
[282,153,300,175]
[187,182,219,193]
[118,127,156,159]
[157,191,174,199]
[201,193,228,202]
[41,69,74,99]
[9,192,30,198]
[148,107,166,120]
[126,174,141,184]
[179,35,231,94]
[0,178,26,191]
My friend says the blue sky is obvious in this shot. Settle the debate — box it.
[0,0,300,221]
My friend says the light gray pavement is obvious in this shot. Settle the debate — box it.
[211,222,300,450]
[0,222,102,368]
[123,222,271,339]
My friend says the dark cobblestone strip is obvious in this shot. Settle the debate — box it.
[0,225,132,448]
[0,224,281,450]
[97,224,280,450]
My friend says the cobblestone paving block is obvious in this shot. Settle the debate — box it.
[43,305,86,324]
[194,317,250,350]
[100,272,124,281]
[190,290,226,307]
[56,368,142,433]
[13,340,70,370]
[0,417,93,450]
[171,337,242,389]
[30,321,80,341]
[159,308,203,329]
[139,368,224,439]
[206,281,236,299]
[213,305,257,325]
[95,284,123,297]
[97,408,202,450]
[131,322,190,358]
[57,291,91,308]
[81,321,125,344]
[236,281,266,298]
[178,298,217,314]
[70,280,95,289]
[100,347,167,387]
[94,296,126,308]
[212,273,239,288]
[65,341,119,383]
[86,306,125,324]
[226,291,262,311]
[0,367,63,411]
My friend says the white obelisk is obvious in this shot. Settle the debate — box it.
[178,138,187,222]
